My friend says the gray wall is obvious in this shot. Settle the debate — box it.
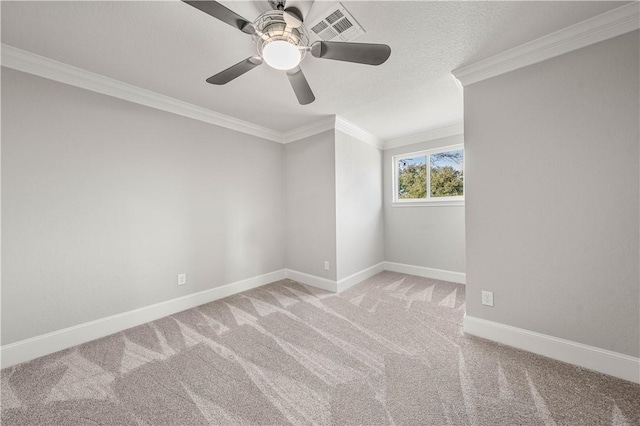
[383,135,466,274]
[284,131,337,280]
[464,31,640,357]
[1,68,286,345]
[335,131,384,280]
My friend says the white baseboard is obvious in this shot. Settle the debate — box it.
[384,261,466,284]
[463,315,640,384]
[285,269,338,292]
[287,262,465,292]
[285,262,386,293]
[1,263,463,369]
[1,269,286,369]
[337,262,385,292]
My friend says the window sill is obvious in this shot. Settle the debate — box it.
[392,199,464,207]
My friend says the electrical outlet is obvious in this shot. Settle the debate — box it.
[323,261,330,271]
[481,291,494,307]
[178,273,186,286]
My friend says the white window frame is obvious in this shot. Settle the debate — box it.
[392,144,465,207]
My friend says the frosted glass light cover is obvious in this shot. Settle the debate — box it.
[262,40,301,70]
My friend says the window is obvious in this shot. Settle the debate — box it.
[393,145,464,205]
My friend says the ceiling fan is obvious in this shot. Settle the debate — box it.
[183,0,391,105]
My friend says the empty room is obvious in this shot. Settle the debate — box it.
[1,1,639,424]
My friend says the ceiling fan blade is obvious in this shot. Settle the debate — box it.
[283,7,304,27]
[286,67,315,105]
[183,1,255,34]
[282,1,315,22]
[310,41,391,65]
[206,56,263,85]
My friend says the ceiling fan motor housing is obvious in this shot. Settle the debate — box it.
[253,10,309,62]
[182,0,390,104]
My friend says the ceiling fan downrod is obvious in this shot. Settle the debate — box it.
[182,0,391,105]
[269,1,286,11]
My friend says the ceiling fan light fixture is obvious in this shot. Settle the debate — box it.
[262,40,301,70]
[252,10,308,71]
[183,0,392,106]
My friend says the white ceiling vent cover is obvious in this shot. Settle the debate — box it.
[308,2,365,42]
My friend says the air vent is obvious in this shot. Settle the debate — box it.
[325,10,344,24]
[311,21,328,34]
[332,17,353,34]
[318,27,338,40]
[307,2,365,42]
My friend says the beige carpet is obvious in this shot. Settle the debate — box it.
[2,272,639,425]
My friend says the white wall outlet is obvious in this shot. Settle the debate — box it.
[323,261,330,271]
[178,273,186,286]
[481,291,494,307]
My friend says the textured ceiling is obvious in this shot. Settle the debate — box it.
[1,1,627,140]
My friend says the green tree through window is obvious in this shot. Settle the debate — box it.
[430,150,463,197]
[430,166,463,196]
[395,148,464,201]
[398,157,427,199]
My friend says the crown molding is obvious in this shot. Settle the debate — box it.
[335,116,384,149]
[282,116,384,149]
[1,44,387,146]
[452,2,640,87]
[280,116,336,143]
[384,123,464,150]
[1,44,458,148]
[1,43,460,149]
[1,44,283,142]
